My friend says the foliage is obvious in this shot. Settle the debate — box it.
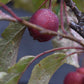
[0,56,35,84]
[0,0,11,4]
[73,0,84,12]
[0,22,26,71]
[28,53,66,84]
[14,0,60,14]
[14,0,45,12]
[0,0,84,84]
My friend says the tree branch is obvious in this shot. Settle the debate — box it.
[64,0,84,38]
[21,20,84,47]
[0,2,84,47]
[70,22,84,37]
[17,46,84,84]
[64,0,81,21]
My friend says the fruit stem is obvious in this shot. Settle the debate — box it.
[49,0,52,10]
[60,0,67,34]
[17,46,84,83]
[39,0,48,9]
[64,2,69,26]
[1,2,84,47]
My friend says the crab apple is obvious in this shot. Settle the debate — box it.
[28,8,59,42]
[64,67,84,84]
[76,67,84,74]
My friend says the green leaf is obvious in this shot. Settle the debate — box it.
[14,0,45,12]
[52,0,60,15]
[0,22,26,71]
[14,0,60,14]
[28,53,66,84]
[73,0,84,12]
[0,56,35,84]
[0,0,11,4]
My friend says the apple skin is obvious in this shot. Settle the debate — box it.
[76,67,84,74]
[28,8,59,42]
[64,68,84,84]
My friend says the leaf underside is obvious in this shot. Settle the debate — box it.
[28,53,66,84]
[0,56,35,84]
[0,22,26,71]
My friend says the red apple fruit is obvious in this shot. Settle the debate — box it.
[64,67,84,84]
[28,8,59,42]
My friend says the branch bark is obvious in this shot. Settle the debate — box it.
[64,0,84,38]
[64,0,81,21]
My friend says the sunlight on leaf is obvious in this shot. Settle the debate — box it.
[0,72,7,80]
[28,53,66,84]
